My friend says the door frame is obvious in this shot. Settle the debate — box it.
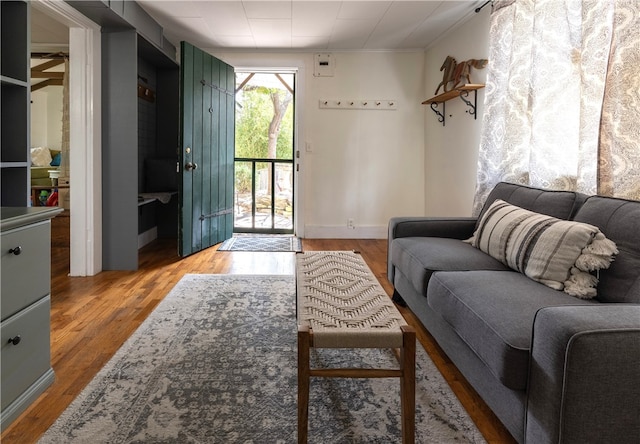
[234,70,297,235]
[32,0,102,276]
[217,56,306,238]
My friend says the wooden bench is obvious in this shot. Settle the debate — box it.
[296,250,416,443]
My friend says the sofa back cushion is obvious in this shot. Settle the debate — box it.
[572,196,640,303]
[478,182,585,225]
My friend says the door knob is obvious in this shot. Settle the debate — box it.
[185,162,198,171]
[9,246,22,255]
[8,335,21,346]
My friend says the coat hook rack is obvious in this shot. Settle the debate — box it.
[319,99,397,110]
[137,75,155,102]
[137,83,156,103]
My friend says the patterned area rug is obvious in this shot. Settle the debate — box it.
[39,275,486,444]
[218,236,303,252]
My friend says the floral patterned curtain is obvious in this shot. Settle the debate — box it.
[472,0,640,215]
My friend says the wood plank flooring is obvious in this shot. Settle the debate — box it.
[1,223,516,443]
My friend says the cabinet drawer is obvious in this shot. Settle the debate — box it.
[1,221,50,320]
[1,296,52,411]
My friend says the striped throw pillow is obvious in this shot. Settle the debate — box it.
[468,200,618,298]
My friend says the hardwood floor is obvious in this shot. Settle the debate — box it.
[1,224,516,443]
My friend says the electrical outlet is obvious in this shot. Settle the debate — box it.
[347,218,355,229]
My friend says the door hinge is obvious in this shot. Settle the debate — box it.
[199,208,233,221]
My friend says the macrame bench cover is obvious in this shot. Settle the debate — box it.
[296,250,416,444]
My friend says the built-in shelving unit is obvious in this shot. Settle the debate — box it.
[422,84,484,126]
[1,206,62,431]
[1,0,30,206]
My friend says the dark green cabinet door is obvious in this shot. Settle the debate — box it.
[179,42,234,257]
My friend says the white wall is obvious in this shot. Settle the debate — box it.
[214,51,426,239]
[30,87,63,150]
[423,7,490,216]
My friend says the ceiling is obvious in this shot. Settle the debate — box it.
[31,1,485,52]
[139,1,482,51]
[31,5,71,49]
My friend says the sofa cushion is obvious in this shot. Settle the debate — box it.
[30,146,52,167]
[469,200,618,298]
[50,151,61,166]
[391,237,509,296]
[478,182,585,225]
[572,196,640,303]
[427,270,596,390]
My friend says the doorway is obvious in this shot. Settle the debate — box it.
[234,72,295,235]
[32,0,101,276]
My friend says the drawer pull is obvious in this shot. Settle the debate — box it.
[8,335,21,346]
[9,246,22,255]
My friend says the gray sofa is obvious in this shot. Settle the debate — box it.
[387,182,640,443]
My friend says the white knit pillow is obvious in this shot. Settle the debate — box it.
[468,200,618,298]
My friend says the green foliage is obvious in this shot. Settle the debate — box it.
[235,162,252,194]
[277,98,294,158]
[235,84,293,193]
[236,89,269,159]
[235,88,293,160]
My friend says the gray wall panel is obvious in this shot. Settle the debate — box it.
[102,30,138,270]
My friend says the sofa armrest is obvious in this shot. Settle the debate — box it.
[387,217,477,282]
[388,217,478,240]
[527,305,640,444]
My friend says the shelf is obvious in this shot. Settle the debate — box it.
[0,76,28,87]
[0,162,29,168]
[422,84,484,104]
[1,0,30,207]
[422,84,484,126]
[1,167,29,206]
[1,1,29,82]
[1,82,29,163]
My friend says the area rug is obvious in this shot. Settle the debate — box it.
[217,235,303,252]
[39,274,486,443]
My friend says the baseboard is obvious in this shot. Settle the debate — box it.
[304,225,387,239]
[138,226,158,249]
[1,368,55,432]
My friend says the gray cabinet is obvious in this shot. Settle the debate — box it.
[1,0,30,206]
[1,206,62,431]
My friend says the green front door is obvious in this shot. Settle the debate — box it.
[179,42,235,257]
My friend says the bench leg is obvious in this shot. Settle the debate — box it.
[400,325,416,444]
[298,325,311,444]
